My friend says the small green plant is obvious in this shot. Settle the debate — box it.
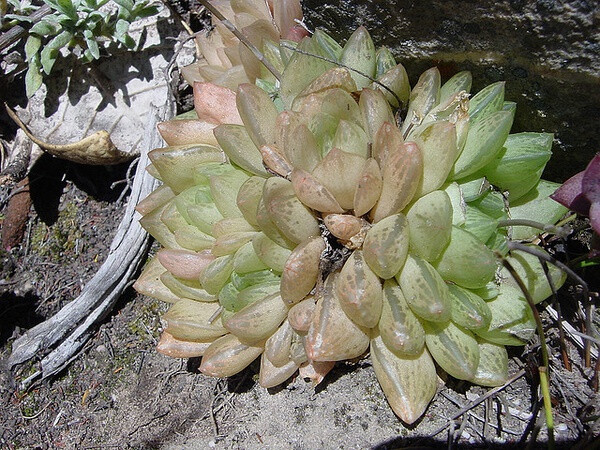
[2,0,159,96]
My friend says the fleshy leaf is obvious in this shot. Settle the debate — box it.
[353,158,383,217]
[224,293,288,344]
[237,83,279,148]
[451,110,513,180]
[305,273,370,361]
[481,132,553,201]
[471,338,509,386]
[193,82,243,125]
[371,335,437,425]
[337,250,383,328]
[263,177,321,244]
[411,121,458,198]
[508,180,568,240]
[199,334,264,377]
[163,299,227,341]
[396,254,451,322]
[434,226,497,289]
[440,71,472,103]
[406,190,453,262]
[280,236,326,305]
[291,168,345,213]
[423,320,480,380]
[363,213,409,279]
[379,279,426,356]
[499,245,567,304]
[340,26,376,89]
[312,148,367,210]
[214,124,270,176]
[370,142,422,222]
[473,286,536,346]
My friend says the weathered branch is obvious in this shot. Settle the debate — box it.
[8,101,173,384]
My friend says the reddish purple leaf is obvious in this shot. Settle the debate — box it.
[589,202,600,235]
[551,171,590,215]
[582,154,600,203]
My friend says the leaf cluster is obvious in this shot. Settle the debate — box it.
[2,0,159,96]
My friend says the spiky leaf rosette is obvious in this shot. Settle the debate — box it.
[135,25,568,424]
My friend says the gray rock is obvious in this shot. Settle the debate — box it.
[303,0,600,182]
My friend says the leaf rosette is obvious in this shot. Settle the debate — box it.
[135,11,568,424]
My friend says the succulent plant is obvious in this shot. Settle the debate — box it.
[134,17,570,424]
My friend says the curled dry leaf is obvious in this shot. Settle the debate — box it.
[6,104,131,165]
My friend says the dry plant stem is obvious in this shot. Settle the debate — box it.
[497,219,571,239]
[545,305,599,359]
[541,259,572,371]
[159,0,202,59]
[506,240,593,367]
[502,258,555,449]
[8,101,174,384]
[0,4,51,52]
[428,369,526,439]
[197,0,282,81]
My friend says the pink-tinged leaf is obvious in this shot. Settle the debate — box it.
[323,214,363,240]
[312,148,367,210]
[199,334,264,377]
[136,185,175,215]
[288,297,317,332]
[259,352,299,388]
[550,171,590,216]
[370,142,423,223]
[156,331,212,358]
[280,236,326,305]
[284,24,310,42]
[263,177,321,244]
[372,122,404,167]
[133,257,181,304]
[353,158,383,217]
[336,249,383,328]
[238,20,280,82]
[157,248,215,280]
[305,272,370,361]
[582,154,600,203]
[272,0,303,39]
[299,360,335,386]
[260,144,293,177]
[291,169,345,213]
[193,82,243,125]
[157,120,219,147]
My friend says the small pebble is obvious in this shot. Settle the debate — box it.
[96,345,107,354]
[556,423,568,432]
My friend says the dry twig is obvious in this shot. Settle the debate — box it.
[8,100,174,386]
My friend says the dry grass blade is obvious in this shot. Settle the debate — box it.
[428,369,526,438]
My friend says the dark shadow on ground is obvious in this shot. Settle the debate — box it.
[28,153,131,225]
